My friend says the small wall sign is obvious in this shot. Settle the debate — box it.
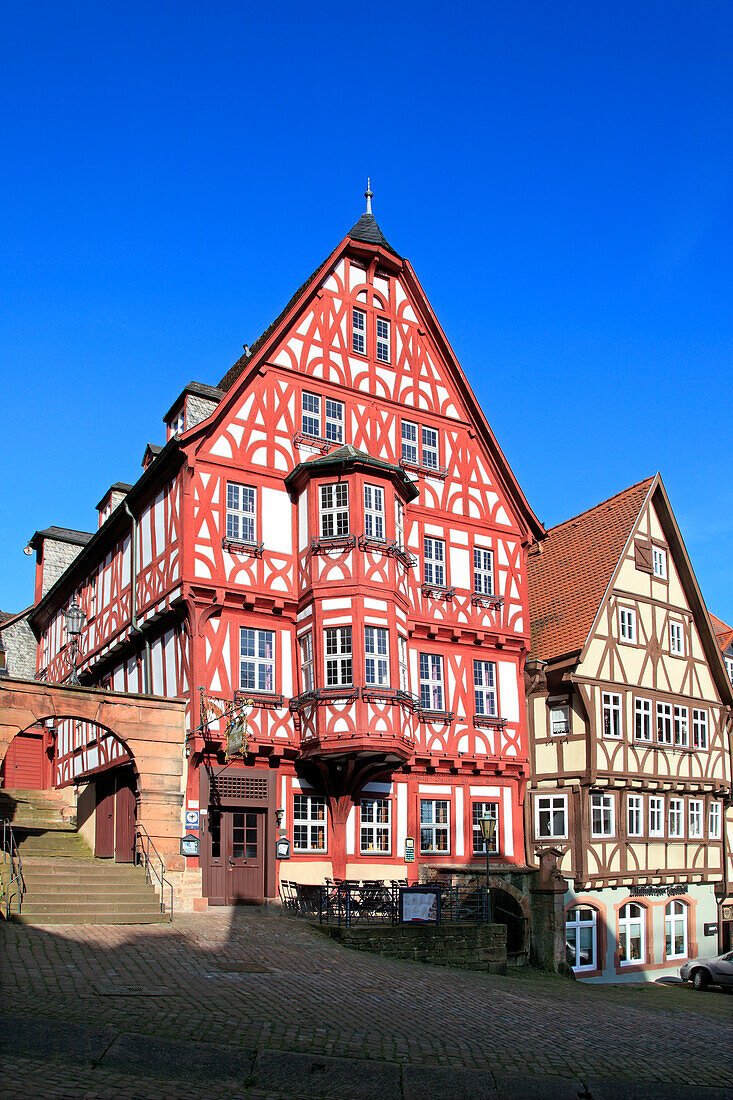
[276,837,291,860]
[404,837,415,863]
[180,833,199,857]
[399,886,440,924]
[185,810,200,831]
[703,922,718,936]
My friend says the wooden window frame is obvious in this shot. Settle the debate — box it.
[419,798,450,854]
[634,697,652,742]
[239,627,274,694]
[627,793,643,837]
[709,801,721,839]
[226,482,257,543]
[360,797,391,855]
[665,899,688,960]
[293,793,327,853]
[674,705,689,748]
[352,307,366,355]
[652,546,667,579]
[423,536,446,587]
[471,800,499,855]
[668,797,684,838]
[364,626,389,687]
[602,692,622,739]
[618,902,646,966]
[535,794,568,840]
[324,626,353,687]
[363,484,385,540]
[375,317,390,363]
[473,546,494,597]
[692,708,708,750]
[419,652,445,711]
[618,606,637,644]
[319,482,350,538]
[649,795,664,837]
[669,620,685,657]
[591,792,615,838]
[688,799,704,839]
[299,632,314,693]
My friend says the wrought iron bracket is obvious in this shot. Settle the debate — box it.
[293,431,334,454]
[310,534,357,553]
[421,583,455,600]
[234,690,285,709]
[471,593,504,610]
[417,709,455,724]
[290,686,361,709]
[399,458,449,480]
[473,715,508,729]
[222,536,264,557]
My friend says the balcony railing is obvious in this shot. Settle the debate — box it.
[234,690,286,709]
[310,533,357,553]
[357,534,417,568]
[473,714,508,729]
[290,686,361,710]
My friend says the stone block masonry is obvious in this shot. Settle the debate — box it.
[318,921,508,974]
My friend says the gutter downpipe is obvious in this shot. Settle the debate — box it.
[123,501,152,693]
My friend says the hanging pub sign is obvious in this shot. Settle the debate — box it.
[404,837,415,863]
[703,923,718,936]
[180,833,199,857]
[225,697,253,761]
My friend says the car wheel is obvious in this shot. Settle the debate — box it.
[692,969,709,991]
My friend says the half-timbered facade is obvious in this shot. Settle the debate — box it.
[27,201,544,910]
[525,476,733,981]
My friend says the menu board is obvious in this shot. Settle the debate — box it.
[400,887,440,924]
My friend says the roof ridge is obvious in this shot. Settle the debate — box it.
[545,476,655,535]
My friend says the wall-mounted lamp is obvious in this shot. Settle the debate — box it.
[275,806,285,828]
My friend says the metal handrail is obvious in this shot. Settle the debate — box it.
[135,824,173,919]
[1,819,25,918]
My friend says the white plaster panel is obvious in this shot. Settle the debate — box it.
[322,598,353,610]
[450,547,470,590]
[418,784,452,794]
[470,786,501,797]
[396,783,407,857]
[346,806,355,855]
[498,661,520,723]
[502,786,514,857]
[281,631,293,697]
[455,785,464,857]
[364,598,388,611]
[298,487,309,552]
[262,487,293,554]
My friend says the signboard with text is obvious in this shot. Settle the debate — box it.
[399,887,440,924]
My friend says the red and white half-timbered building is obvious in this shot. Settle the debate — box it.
[27,203,544,910]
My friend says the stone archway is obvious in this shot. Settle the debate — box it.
[0,677,186,867]
[489,875,530,956]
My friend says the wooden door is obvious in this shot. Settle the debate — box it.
[1,732,44,789]
[204,810,266,905]
[114,772,137,862]
[95,778,115,858]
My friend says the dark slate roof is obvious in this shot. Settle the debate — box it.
[285,444,419,500]
[164,381,225,423]
[95,483,133,512]
[347,213,400,257]
[29,526,93,550]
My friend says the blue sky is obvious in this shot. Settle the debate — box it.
[3,1,731,623]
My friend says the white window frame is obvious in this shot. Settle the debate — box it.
[171,408,185,436]
[473,547,494,596]
[652,546,667,579]
[360,797,391,854]
[419,653,445,711]
[535,794,567,840]
[665,899,688,960]
[352,307,366,355]
[324,398,344,443]
[668,797,684,838]
[419,798,450,854]
[226,482,257,543]
[299,632,314,693]
[239,628,274,693]
[401,419,418,464]
[398,635,409,692]
[363,484,385,540]
[709,801,721,839]
[692,708,708,749]
[634,698,652,742]
[474,660,498,717]
[669,620,684,656]
[293,794,327,852]
[550,704,570,736]
[618,606,637,644]
[394,497,405,549]
[627,794,643,837]
[649,795,664,837]
[566,906,597,973]
[324,626,352,687]
[657,702,673,745]
[602,692,622,739]
[689,799,703,839]
[376,317,390,363]
[421,426,439,470]
[726,656,733,686]
[619,903,645,966]
[472,801,499,855]
[591,792,615,838]
[424,536,446,587]
[364,626,389,687]
[302,391,321,438]
[319,483,349,538]
[674,705,689,748]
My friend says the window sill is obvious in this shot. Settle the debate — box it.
[222,537,264,557]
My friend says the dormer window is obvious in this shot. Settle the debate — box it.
[171,409,185,437]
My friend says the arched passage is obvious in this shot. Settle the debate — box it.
[0,677,186,866]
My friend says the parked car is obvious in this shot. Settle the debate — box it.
[680,951,733,990]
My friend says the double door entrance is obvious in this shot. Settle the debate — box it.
[205,809,266,905]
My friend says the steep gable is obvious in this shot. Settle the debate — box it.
[527,478,653,660]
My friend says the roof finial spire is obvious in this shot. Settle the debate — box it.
[365,177,373,215]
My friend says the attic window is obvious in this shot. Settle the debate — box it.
[652,546,667,579]
[171,409,185,437]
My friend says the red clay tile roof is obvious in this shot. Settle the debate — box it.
[708,612,733,653]
[527,477,654,661]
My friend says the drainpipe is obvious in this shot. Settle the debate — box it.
[123,501,152,693]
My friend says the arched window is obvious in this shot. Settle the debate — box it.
[566,906,597,971]
[665,899,688,959]
[618,903,645,965]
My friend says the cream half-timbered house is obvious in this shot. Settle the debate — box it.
[26,201,544,911]
[526,476,733,981]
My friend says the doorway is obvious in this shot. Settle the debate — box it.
[1,731,45,789]
[205,809,266,905]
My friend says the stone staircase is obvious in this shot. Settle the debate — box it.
[1,788,169,925]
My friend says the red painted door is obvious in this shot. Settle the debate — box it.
[95,778,115,858]
[204,810,266,905]
[114,772,137,862]
[1,732,44,789]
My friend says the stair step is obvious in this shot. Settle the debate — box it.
[21,886,156,901]
[13,912,170,925]
[21,900,163,915]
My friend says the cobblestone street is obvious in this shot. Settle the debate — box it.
[2,908,731,1099]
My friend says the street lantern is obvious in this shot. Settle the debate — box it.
[62,601,86,684]
[480,813,497,924]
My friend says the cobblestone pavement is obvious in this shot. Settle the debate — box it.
[2,908,732,1099]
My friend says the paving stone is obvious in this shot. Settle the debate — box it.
[403,1064,497,1098]
[254,1050,401,1098]
[99,1031,256,1081]
[494,1074,586,1099]
[0,1013,116,1064]
[587,1084,733,1100]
